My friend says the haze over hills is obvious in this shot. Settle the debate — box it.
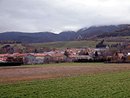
[0,24,130,43]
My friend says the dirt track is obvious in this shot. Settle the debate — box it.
[0,64,130,83]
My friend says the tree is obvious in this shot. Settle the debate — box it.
[95,51,98,57]
[64,51,70,57]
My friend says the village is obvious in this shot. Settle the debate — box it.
[0,40,130,65]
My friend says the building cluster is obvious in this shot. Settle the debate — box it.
[0,48,94,65]
[0,40,130,65]
[0,46,130,65]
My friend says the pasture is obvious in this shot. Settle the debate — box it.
[0,63,130,98]
[30,40,120,49]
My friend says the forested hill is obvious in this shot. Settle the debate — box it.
[0,24,130,43]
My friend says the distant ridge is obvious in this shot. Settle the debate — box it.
[0,24,130,43]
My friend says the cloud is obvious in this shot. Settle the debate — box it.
[0,0,130,33]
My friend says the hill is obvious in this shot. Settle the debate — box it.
[0,24,130,43]
[97,25,130,38]
[0,32,58,43]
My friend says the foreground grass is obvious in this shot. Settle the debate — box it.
[23,62,104,67]
[23,62,130,67]
[0,71,130,98]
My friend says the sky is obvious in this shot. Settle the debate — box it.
[0,0,130,33]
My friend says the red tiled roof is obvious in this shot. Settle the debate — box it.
[0,54,10,57]
[33,53,47,57]
[12,53,27,57]
[0,57,7,61]
[50,53,64,57]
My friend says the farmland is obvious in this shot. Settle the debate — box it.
[0,37,125,49]
[0,63,130,98]
[30,40,99,48]
[30,40,119,49]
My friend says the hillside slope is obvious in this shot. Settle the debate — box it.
[0,24,130,43]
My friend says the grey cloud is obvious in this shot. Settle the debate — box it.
[0,0,130,33]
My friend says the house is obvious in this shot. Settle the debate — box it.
[126,53,130,62]
[35,57,44,64]
[77,55,92,60]
[68,54,78,62]
[0,53,24,64]
[44,54,53,63]
[34,53,46,64]
[112,52,125,62]
[68,54,92,62]
[0,57,7,62]
[23,54,36,64]
[51,53,66,63]
[0,54,9,62]
[23,53,48,64]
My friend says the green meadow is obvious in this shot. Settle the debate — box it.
[30,40,120,49]
[0,70,130,98]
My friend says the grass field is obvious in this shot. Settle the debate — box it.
[30,40,99,48]
[23,62,104,67]
[0,71,130,98]
[23,62,130,68]
[0,39,121,49]
[0,63,130,98]
[30,40,120,49]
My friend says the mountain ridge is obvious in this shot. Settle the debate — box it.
[0,24,130,43]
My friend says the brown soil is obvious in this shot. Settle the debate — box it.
[0,64,130,83]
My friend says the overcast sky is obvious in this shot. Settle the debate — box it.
[0,0,130,33]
